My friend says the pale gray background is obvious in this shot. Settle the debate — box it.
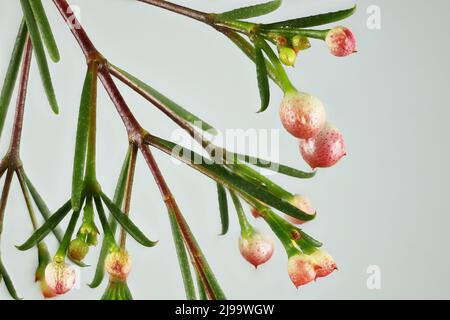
[0,0,449,300]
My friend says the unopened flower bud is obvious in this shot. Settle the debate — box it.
[292,36,311,52]
[286,194,315,224]
[239,231,274,268]
[279,91,326,139]
[68,238,89,262]
[278,46,297,66]
[325,26,356,57]
[300,122,346,169]
[287,253,316,288]
[105,250,132,281]
[310,249,337,278]
[44,261,76,295]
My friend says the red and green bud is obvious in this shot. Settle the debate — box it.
[292,35,311,52]
[250,208,261,219]
[35,243,57,298]
[239,230,274,268]
[287,253,317,288]
[300,122,346,169]
[286,194,315,224]
[310,249,337,278]
[68,238,89,262]
[279,91,327,139]
[278,46,297,66]
[105,250,132,281]
[325,26,357,57]
[44,261,76,295]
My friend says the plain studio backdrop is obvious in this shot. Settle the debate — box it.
[0,0,449,300]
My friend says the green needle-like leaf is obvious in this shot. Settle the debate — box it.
[0,257,22,300]
[196,273,207,300]
[100,192,158,247]
[216,183,229,235]
[20,0,59,114]
[233,153,316,179]
[0,20,27,140]
[16,200,72,251]
[217,0,282,20]
[263,5,356,29]
[71,69,93,211]
[168,208,196,300]
[24,174,63,242]
[28,0,60,62]
[110,64,217,135]
[148,136,316,222]
[254,41,270,113]
[93,196,118,245]
[89,150,131,288]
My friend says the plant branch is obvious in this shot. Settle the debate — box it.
[52,0,98,60]
[7,36,33,160]
[137,0,210,23]
[139,144,225,300]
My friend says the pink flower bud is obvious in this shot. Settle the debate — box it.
[44,261,76,295]
[40,279,57,299]
[279,91,326,139]
[300,122,346,169]
[325,26,357,57]
[239,231,274,268]
[311,250,337,278]
[286,194,315,224]
[105,250,132,281]
[287,254,316,288]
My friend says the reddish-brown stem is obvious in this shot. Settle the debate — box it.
[97,68,144,143]
[108,65,196,139]
[52,0,98,60]
[137,0,210,23]
[119,145,138,248]
[7,36,32,160]
[139,144,217,300]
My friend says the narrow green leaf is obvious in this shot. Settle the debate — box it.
[20,0,59,114]
[217,0,282,20]
[0,258,22,300]
[16,200,72,251]
[148,136,316,222]
[28,0,60,62]
[71,70,93,211]
[55,209,82,259]
[254,41,270,113]
[168,208,196,300]
[89,150,131,288]
[110,64,217,135]
[93,196,118,245]
[100,192,158,247]
[262,5,356,29]
[175,212,226,300]
[216,183,229,235]
[196,273,207,300]
[234,153,316,179]
[0,20,28,139]
[24,174,63,242]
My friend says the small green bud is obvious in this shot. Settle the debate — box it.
[68,238,89,261]
[278,46,297,67]
[292,36,311,52]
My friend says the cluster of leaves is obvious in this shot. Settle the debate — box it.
[0,0,355,300]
